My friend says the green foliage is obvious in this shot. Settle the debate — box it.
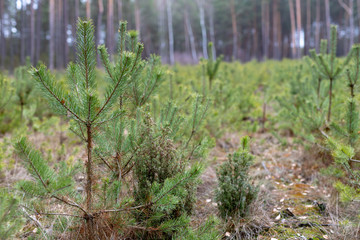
[0,72,13,113]
[14,66,35,120]
[15,137,76,197]
[308,25,351,122]
[14,19,214,239]
[201,42,223,91]
[215,136,258,219]
[0,190,23,240]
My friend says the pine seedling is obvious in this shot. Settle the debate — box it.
[94,96,211,238]
[201,42,223,90]
[0,73,13,114]
[16,19,210,239]
[215,136,258,220]
[309,25,352,122]
[330,46,360,147]
[16,19,146,239]
[14,66,34,120]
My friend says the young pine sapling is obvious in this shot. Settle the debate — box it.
[309,25,352,122]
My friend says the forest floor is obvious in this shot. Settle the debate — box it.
[194,131,350,240]
[2,128,359,239]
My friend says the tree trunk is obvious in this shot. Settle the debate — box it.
[184,17,190,55]
[338,0,354,52]
[0,0,4,69]
[207,0,216,59]
[134,0,141,40]
[315,0,320,51]
[21,0,26,65]
[305,0,311,54]
[157,0,167,62]
[30,0,35,65]
[97,0,104,66]
[185,8,197,62]
[86,0,91,19]
[358,0,360,42]
[107,0,114,55]
[197,0,208,59]
[117,0,123,21]
[253,1,259,59]
[49,0,55,70]
[35,0,42,64]
[295,0,302,57]
[261,0,270,59]
[63,0,69,66]
[166,0,175,64]
[273,0,282,59]
[56,0,63,69]
[325,0,331,44]
[230,0,237,59]
[289,0,296,58]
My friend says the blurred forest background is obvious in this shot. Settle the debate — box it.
[0,0,359,70]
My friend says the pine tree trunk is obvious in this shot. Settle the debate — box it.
[158,0,167,62]
[261,0,270,59]
[117,0,123,20]
[56,0,63,69]
[21,0,26,65]
[184,17,190,55]
[107,0,114,55]
[328,78,333,122]
[350,0,354,48]
[85,125,94,240]
[273,0,282,60]
[184,8,197,62]
[49,0,55,70]
[166,0,175,64]
[325,0,331,44]
[97,0,104,66]
[253,1,259,59]
[289,0,296,58]
[207,1,216,59]
[230,0,237,60]
[86,0,91,19]
[63,0,69,65]
[338,0,354,52]
[30,0,35,65]
[134,0,141,40]
[358,0,360,42]
[315,0,320,51]
[295,0,302,57]
[0,0,4,69]
[305,0,311,55]
[35,0,42,64]
[197,0,208,59]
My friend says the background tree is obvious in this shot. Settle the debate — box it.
[1,0,360,70]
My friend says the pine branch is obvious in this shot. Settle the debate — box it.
[31,67,85,123]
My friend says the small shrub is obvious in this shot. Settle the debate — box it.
[215,136,258,219]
